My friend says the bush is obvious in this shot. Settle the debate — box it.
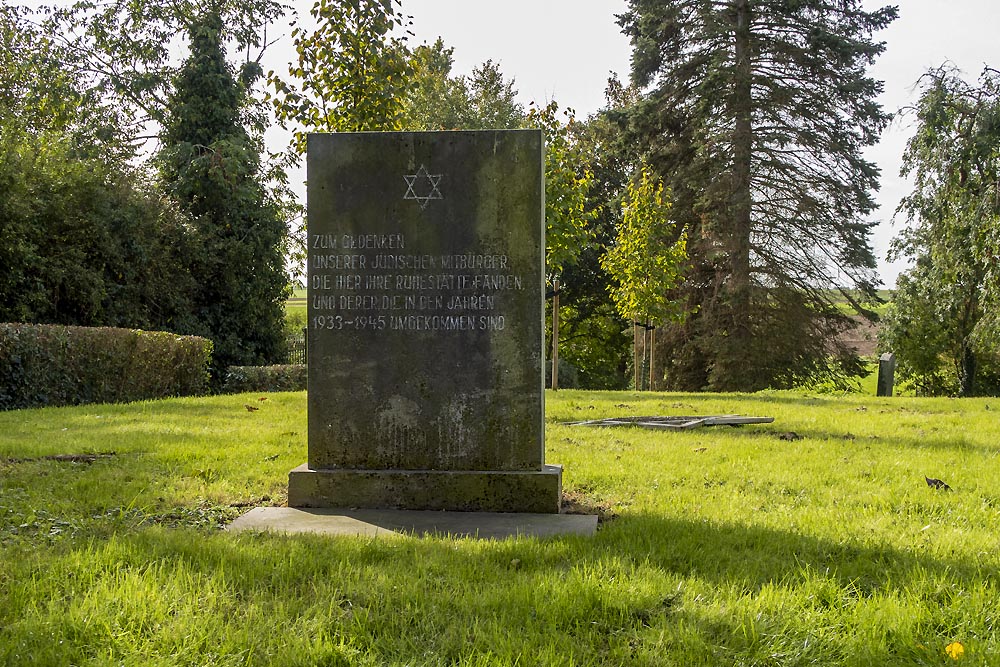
[545,358,580,389]
[0,323,211,410]
[222,365,306,394]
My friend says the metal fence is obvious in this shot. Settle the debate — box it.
[285,329,306,365]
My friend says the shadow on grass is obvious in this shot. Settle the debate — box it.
[9,510,995,666]
[595,512,997,592]
[702,422,999,457]
[551,390,844,410]
[554,414,999,457]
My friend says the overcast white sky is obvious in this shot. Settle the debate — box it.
[391,0,1000,287]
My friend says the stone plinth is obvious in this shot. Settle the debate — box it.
[288,464,562,513]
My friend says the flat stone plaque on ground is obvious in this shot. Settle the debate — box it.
[288,130,561,513]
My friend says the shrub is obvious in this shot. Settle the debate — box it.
[222,364,306,394]
[0,323,211,410]
[545,358,580,389]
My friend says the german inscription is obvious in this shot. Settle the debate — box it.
[309,232,523,333]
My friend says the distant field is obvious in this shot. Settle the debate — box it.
[285,287,307,324]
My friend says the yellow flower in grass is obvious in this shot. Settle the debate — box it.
[945,641,965,660]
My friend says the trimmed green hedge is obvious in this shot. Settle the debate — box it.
[222,365,306,394]
[0,323,212,410]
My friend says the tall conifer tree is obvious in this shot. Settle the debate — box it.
[618,0,896,391]
[159,12,288,371]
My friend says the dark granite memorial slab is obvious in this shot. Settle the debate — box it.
[289,130,560,513]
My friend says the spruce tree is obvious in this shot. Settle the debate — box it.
[159,12,288,371]
[618,0,896,391]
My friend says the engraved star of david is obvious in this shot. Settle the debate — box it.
[403,164,444,210]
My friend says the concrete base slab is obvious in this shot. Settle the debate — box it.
[227,506,597,539]
[288,463,563,513]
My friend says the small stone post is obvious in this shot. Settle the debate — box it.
[877,352,896,397]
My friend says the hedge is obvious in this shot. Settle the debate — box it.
[222,364,306,394]
[0,323,212,410]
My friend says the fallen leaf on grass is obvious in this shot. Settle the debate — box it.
[926,476,952,491]
[229,495,273,508]
[5,453,116,465]
[693,447,708,453]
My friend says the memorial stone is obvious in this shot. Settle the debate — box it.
[288,130,562,513]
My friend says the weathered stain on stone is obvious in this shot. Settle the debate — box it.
[375,396,425,463]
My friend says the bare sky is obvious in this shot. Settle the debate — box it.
[400,0,1000,287]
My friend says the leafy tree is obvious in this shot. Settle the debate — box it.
[602,164,687,389]
[880,65,1000,395]
[528,101,595,278]
[527,101,596,388]
[467,60,525,130]
[402,39,525,131]
[603,164,687,329]
[618,0,896,391]
[0,132,201,329]
[0,5,131,158]
[879,261,988,396]
[268,0,414,150]
[402,39,471,130]
[43,0,302,286]
[0,5,198,330]
[159,12,289,369]
[48,0,286,150]
[536,77,641,390]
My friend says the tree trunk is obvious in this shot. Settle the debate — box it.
[551,278,560,390]
[634,321,641,391]
[721,0,755,389]
[958,285,981,396]
[648,325,656,391]
[959,342,977,396]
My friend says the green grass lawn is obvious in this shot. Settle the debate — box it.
[1,390,997,666]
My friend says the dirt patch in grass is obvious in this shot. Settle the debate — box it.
[3,452,116,464]
[562,489,617,523]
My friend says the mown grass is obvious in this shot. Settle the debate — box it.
[1,390,998,666]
